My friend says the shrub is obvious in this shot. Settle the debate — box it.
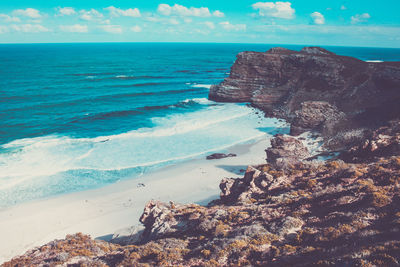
[215,222,230,237]
[201,249,211,257]
[371,191,391,207]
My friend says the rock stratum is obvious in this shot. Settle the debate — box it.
[3,47,400,266]
[210,47,400,139]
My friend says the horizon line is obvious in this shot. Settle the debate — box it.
[0,41,399,49]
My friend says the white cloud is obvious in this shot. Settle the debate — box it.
[99,25,123,34]
[157,4,214,17]
[168,18,180,25]
[11,24,49,33]
[131,25,142,32]
[213,10,225,17]
[104,6,141,18]
[340,5,347,10]
[351,13,371,24]
[157,4,172,16]
[30,19,43,24]
[203,21,215,29]
[12,8,41,19]
[57,7,76,16]
[80,9,103,21]
[220,21,246,31]
[253,24,400,37]
[0,25,9,33]
[0,14,21,23]
[59,24,88,33]
[311,12,325,25]
[193,29,209,35]
[145,16,161,22]
[252,2,295,19]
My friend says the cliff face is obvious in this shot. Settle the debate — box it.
[209,47,400,126]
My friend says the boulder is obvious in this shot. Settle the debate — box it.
[206,153,237,160]
[266,134,310,169]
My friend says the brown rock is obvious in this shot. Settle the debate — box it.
[266,134,310,169]
[290,101,346,136]
[139,200,178,240]
[206,153,237,160]
[340,120,400,162]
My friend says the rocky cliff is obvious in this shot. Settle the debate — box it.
[210,47,400,135]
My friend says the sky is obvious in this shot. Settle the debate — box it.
[0,0,399,47]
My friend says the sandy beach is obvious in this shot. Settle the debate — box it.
[0,136,272,263]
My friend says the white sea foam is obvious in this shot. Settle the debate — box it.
[181,97,213,105]
[191,84,212,89]
[365,60,383,63]
[0,103,289,207]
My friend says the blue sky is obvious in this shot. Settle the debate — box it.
[0,0,399,47]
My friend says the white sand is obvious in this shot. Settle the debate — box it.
[0,137,271,263]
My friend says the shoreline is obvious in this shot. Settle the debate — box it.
[0,135,273,263]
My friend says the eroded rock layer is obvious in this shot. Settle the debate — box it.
[209,47,400,134]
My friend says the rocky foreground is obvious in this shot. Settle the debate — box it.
[3,47,400,266]
[4,142,400,266]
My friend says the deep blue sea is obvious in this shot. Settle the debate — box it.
[1,43,399,208]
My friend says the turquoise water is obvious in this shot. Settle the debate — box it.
[0,43,399,207]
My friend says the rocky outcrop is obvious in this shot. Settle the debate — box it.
[206,153,237,160]
[209,47,400,130]
[266,134,310,169]
[290,101,347,136]
[6,157,400,266]
[340,119,400,162]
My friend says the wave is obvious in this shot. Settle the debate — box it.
[95,88,205,101]
[174,70,195,73]
[109,106,253,139]
[191,84,212,89]
[71,109,143,123]
[138,99,207,111]
[70,72,116,77]
[2,89,206,114]
[70,98,211,123]
[0,103,288,207]
[108,82,169,88]
[366,60,384,63]
[181,98,213,105]
[77,75,171,83]
[111,75,168,80]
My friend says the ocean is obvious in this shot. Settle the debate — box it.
[1,43,399,208]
